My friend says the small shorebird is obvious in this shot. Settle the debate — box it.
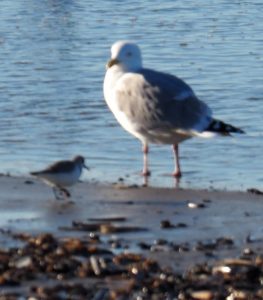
[30,155,89,200]
[104,41,244,178]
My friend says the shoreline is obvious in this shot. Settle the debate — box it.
[1,174,263,298]
[1,174,263,238]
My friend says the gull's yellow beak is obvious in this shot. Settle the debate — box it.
[106,58,119,70]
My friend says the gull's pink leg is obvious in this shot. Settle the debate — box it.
[172,144,182,178]
[142,143,151,176]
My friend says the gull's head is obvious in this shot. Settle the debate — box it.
[106,41,142,72]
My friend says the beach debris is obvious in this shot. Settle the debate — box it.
[149,238,172,252]
[173,242,191,252]
[60,220,148,234]
[160,219,174,229]
[194,237,234,253]
[102,224,147,234]
[212,258,261,282]
[160,220,187,229]
[1,231,263,299]
[188,202,206,209]
[190,290,214,300]
[90,256,102,276]
[242,247,254,256]
[92,288,109,300]
[88,217,127,222]
[137,241,151,250]
[30,283,104,299]
[12,256,33,269]
[175,222,188,228]
[151,244,173,252]
[24,180,34,185]
[112,183,139,189]
[203,198,212,203]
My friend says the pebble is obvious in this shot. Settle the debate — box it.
[188,202,206,209]
[190,290,214,300]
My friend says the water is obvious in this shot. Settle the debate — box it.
[0,0,262,190]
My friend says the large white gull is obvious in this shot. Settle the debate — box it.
[103,41,244,178]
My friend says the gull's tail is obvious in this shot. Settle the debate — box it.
[206,119,245,135]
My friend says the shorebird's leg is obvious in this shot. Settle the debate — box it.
[172,144,182,178]
[52,186,64,200]
[142,143,151,176]
[59,187,71,199]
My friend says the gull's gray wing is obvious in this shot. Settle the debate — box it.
[115,68,212,133]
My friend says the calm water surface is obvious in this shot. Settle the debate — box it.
[0,0,262,190]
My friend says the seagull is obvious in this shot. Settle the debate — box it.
[30,155,89,200]
[104,41,244,178]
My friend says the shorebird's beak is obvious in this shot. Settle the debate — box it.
[83,164,89,170]
[106,58,119,70]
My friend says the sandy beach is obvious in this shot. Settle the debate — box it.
[1,175,263,298]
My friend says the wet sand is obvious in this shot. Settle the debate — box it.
[1,175,263,299]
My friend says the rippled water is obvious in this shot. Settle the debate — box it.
[0,0,262,190]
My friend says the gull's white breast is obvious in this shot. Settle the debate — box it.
[104,69,148,143]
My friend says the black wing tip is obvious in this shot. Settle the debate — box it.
[224,124,245,134]
[235,128,245,134]
[225,125,245,134]
[208,119,245,135]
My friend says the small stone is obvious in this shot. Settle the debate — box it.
[100,224,115,234]
[243,248,254,255]
[188,202,206,209]
[190,290,214,300]
[13,256,32,269]
[24,180,34,185]
[90,256,101,276]
[160,220,174,229]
